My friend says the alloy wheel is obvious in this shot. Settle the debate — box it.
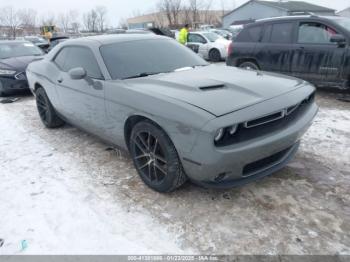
[132,131,168,184]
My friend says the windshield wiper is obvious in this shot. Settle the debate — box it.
[122,72,164,80]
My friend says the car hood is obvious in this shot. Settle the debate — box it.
[125,65,307,117]
[0,56,44,72]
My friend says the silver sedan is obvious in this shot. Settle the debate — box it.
[26,34,318,192]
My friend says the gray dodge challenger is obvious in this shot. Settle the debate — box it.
[26,34,318,192]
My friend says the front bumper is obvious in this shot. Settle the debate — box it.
[192,142,300,189]
[0,73,29,94]
[180,88,318,188]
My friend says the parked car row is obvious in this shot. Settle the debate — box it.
[5,16,348,192]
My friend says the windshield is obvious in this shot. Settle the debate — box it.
[0,42,43,59]
[202,32,221,42]
[332,17,350,32]
[100,38,208,80]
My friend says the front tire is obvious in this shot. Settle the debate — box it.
[35,87,65,128]
[129,121,187,193]
[209,49,222,62]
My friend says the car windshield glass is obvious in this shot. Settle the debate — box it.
[100,38,208,80]
[332,18,350,32]
[0,42,43,59]
[202,32,221,42]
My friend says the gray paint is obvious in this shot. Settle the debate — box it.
[26,34,317,187]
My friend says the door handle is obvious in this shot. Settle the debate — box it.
[57,78,63,83]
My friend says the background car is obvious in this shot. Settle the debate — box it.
[0,40,44,96]
[225,25,244,40]
[209,29,233,40]
[186,31,231,62]
[226,15,350,90]
[27,34,317,193]
[23,36,50,52]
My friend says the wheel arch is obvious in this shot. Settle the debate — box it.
[34,82,44,92]
[124,114,165,151]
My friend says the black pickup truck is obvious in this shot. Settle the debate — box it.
[226,15,350,90]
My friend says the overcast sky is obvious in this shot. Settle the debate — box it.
[0,0,348,26]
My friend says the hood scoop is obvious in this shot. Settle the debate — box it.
[199,84,225,91]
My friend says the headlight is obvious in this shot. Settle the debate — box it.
[0,69,16,75]
[214,124,238,143]
[214,128,224,142]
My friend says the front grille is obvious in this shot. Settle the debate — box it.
[244,111,285,128]
[215,92,315,147]
[243,146,292,177]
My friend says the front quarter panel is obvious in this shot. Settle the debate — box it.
[103,81,215,154]
[27,58,61,110]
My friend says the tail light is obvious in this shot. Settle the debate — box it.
[228,42,233,56]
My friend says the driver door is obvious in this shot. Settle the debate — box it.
[53,46,106,135]
[187,33,209,58]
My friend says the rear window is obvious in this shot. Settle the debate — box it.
[236,25,263,42]
[270,23,294,44]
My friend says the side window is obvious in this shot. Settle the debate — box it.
[298,22,338,44]
[54,48,69,69]
[270,23,294,44]
[63,47,103,79]
[188,34,207,44]
[236,25,262,42]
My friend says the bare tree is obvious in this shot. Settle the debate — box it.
[40,12,56,27]
[71,22,81,34]
[0,6,21,38]
[58,10,79,33]
[95,6,108,32]
[157,0,182,28]
[118,18,128,30]
[188,0,203,27]
[202,0,213,25]
[18,8,37,35]
[83,9,98,32]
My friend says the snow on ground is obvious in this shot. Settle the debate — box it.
[0,91,349,255]
[0,97,189,255]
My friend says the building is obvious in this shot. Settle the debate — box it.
[223,0,336,28]
[127,10,225,29]
[337,7,350,18]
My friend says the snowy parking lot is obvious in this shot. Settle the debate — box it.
[0,90,349,255]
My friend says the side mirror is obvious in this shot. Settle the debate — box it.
[69,67,87,80]
[330,34,346,46]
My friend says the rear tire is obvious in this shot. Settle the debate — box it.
[209,49,222,62]
[35,87,65,128]
[129,121,187,193]
[239,61,259,71]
